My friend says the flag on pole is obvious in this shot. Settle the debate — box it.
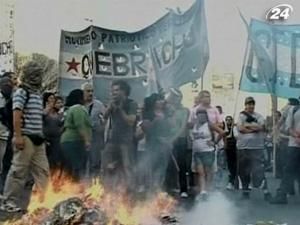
[239,16,300,98]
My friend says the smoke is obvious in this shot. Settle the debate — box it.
[181,191,238,225]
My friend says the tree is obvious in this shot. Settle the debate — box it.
[14,52,58,92]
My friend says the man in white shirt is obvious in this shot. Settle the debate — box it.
[82,83,106,179]
[237,97,270,200]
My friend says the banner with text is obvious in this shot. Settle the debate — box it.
[240,19,300,99]
[0,1,14,73]
[59,0,209,104]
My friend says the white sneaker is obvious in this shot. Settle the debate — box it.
[180,192,188,198]
[226,183,234,190]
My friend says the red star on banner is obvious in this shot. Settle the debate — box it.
[66,58,80,73]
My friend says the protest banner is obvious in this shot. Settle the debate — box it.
[240,19,300,99]
[59,0,209,103]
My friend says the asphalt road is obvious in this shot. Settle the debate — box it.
[0,172,299,225]
[178,172,300,225]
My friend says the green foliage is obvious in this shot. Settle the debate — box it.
[14,52,58,92]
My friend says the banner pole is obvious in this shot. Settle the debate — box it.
[271,95,278,176]
[239,13,278,177]
[269,20,278,177]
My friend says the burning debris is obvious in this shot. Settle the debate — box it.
[2,176,177,225]
[5,196,177,225]
[80,207,108,225]
[37,197,108,225]
[159,215,179,224]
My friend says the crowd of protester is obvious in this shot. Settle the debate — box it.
[0,61,299,212]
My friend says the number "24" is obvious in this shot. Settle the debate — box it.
[270,7,290,20]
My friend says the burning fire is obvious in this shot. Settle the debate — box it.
[4,172,177,225]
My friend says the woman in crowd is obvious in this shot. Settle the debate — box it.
[43,93,64,172]
[60,89,92,181]
[224,115,238,190]
[192,109,223,200]
[142,93,173,193]
[54,96,64,114]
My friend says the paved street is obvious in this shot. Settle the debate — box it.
[0,172,299,225]
[179,173,300,225]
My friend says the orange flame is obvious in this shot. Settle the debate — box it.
[3,172,177,225]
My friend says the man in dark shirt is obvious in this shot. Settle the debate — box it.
[102,80,137,193]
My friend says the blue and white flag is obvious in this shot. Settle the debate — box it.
[58,0,209,104]
[240,19,300,99]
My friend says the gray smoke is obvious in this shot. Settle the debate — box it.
[181,191,238,225]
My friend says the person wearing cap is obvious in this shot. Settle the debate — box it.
[1,61,49,212]
[81,82,106,179]
[236,97,270,200]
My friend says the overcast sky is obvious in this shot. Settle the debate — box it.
[15,0,300,71]
[14,0,300,114]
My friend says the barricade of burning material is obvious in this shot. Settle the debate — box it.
[159,215,179,224]
[40,197,108,225]
[2,174,178,225]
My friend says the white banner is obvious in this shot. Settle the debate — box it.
[0,0,15,73]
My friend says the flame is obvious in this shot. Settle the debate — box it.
[27,171,86,213]
[3,172,177,225]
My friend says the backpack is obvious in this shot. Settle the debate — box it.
[240,111,258,123]
[17,87,31,129]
